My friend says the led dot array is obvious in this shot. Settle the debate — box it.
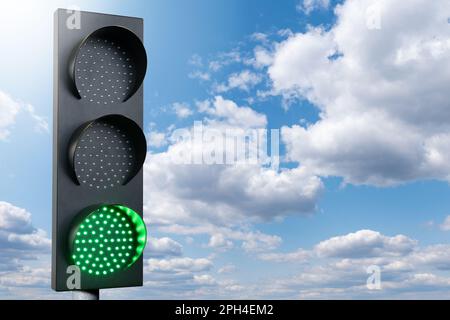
[73,119,138,190]
[70,205,147,277]
[75,37,137,105]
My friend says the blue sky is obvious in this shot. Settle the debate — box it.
[1,0,450,299]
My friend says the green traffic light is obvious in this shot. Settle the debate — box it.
[69,205,147,276]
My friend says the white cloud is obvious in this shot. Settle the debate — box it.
[0,266,50,288]
[0,91,21,140]
[218,264,236,274]
[268,0,450,186]
[147,130,168,149]
[199,96,267,128]
[188,54,203,67]
[109,234,450,299]
[398,273,450,289]
[187,53,210,81]
[314,230,417,258]
[0,90,48,140]
[0,202,53,298]
[207,233,234,250]
[146,257,213,273]
[141,94,322,283]
[440,216,450,231]
[258,248,311,263]
[252,46,273,69]
[0,201,34,234]
[251,32,269,43]
[144,152,321,226]
[246,229,450,299]
[208,50,242,72]
[278,29,294,38]
[228,70,262,91]
[240,230,281,253]
[172,102,193,119]
[110,256,221,299]
[24,104,48,133]
[193,274,217,286]
[215,70,262,93]
[297,0,330,14]
[407,244,450,270]
[0,202,50,253]
[159,224,282,254]
[144,96,322,230]
[146,237,183,258]
[189,71,211,81]
[7,229,51,250]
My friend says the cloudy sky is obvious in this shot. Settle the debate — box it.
[1,0,450,299]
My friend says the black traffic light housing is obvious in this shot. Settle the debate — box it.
[52,9,148,291]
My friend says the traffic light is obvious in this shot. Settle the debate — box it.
[52,9,148,291]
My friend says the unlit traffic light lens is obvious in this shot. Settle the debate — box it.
[68,115,147,189]
[72,26,147,104]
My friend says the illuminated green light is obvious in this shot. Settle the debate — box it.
[69,204,147,277]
